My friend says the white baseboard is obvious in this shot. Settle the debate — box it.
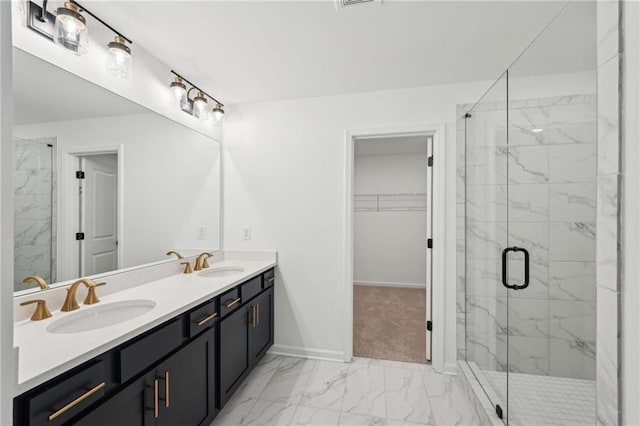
[353,280,426,289]
[443,362,458,375]
[269,344,345,363]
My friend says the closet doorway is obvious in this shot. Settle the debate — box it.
[352,135,433,364]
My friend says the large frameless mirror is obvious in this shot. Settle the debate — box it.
[13,47,221,295]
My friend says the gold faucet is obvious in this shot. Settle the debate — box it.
[194,252,214,271]
[20,299,52,321]
[23,275,49,290]
[166,250,184,260]
[61,279,106,312]
[181,261,193,274]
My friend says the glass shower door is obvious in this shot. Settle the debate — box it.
[464,72,509,421]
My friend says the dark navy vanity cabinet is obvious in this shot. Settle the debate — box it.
[13,268,275,426]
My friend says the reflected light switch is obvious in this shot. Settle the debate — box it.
[243,227,251,241]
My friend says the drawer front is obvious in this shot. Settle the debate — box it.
[28,360,106,425]
[263,269,275,288]
[220,287,241,318]
[118,318,182,382]
[188,299,219,337]
[241,276,262,302]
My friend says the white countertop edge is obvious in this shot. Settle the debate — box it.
[14,260,276,396]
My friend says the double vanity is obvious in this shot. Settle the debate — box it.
[12,252,277,426]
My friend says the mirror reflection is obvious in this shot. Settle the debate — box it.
[13,48,221,294]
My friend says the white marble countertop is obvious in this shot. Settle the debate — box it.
[13,255,276,396]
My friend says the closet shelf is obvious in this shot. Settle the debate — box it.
[354,192,426,212]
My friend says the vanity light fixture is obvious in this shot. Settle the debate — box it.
[27,0,134,76]
[212,103,225,123]
[107,35,132,79]
[169,70,225,124]
[54,1,88,55]
[193,91,209,120]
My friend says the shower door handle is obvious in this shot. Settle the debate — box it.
[501,247,530,290]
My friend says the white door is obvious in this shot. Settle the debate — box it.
[80,154,118,275]
[425,136,433,361]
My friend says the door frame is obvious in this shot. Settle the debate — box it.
[343,123,446,372]
[59,145,124,281]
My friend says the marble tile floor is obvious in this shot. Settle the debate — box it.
[484,370,595,426]
[210,354,480,426]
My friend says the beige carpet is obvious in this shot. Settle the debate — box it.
[353,284,428,364]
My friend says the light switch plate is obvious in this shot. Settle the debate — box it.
[242,227,251,240]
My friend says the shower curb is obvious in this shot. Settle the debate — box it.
[457,361,504,426]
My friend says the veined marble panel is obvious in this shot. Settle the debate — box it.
[422,370,478,426]
[466,296,499,335]
[507,146,549,184]
[342,363,386,418]
[508,222,549,263]
[496,297,549,338]
[465,258,502,297]
[508,184,549,222]
[549,144,597,183]
[550,183,597,223]
[506,257,549,300]
[549,222,596,261]
[14,219,51,247]
[384,367,432,424]
[549,261,596,302]
[596,0,619,66]
[549,300,597,342]
[465,185,507,222]
[466,147,508,185]
[466,330,500,371]
[596,286,619,425]
[596,174,618,291]
[260,357,316,404]
[496,335,549,375]
[299,361,347,411]
[465,221,506,260]
[508,106,550,146]
[597,55,620,176]
[549,338,596,380]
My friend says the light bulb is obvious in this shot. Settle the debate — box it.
[54,2,88,55]
[170,77,187,106]
[107,36,132,79]
[193,92,209,120]
[212,103,225,123]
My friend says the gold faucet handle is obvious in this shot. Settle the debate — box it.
[20,299,52,321]
[181,261,193,274]
[22,275,49,290]
[83,282,106,305]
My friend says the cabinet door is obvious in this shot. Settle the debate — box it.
[156,330,216,426]
[250,287,274,366]
[219,304,250,405]
[74,371,155,426]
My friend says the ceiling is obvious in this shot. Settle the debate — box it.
[80,1,594,105]
[13,48,146,125]
[355,135,427,156]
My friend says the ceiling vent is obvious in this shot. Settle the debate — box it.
[337,0,381,8]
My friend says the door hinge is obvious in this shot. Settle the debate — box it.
[426,320,432,331]
[427,238,433,249]
[427,156,433,167]
[75,232,85,240]
[76,171,85,179]
[495,405,503,419]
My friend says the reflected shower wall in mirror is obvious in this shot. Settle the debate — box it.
[13,48,221,294]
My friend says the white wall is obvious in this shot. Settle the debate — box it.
[0,1,13,422]
[14,112,221,284]
[223,70,597,364]
[354,153,426,287]
[10,1,221,142]
[622,1,640,423]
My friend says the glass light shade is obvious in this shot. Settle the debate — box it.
[54,3,88,55]
[192,92,209,120]
[212,103,225,123]
[170,78,187,106]
[107,37,132,79]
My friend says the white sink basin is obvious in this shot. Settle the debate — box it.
[47,300,156,334]
[198,266,246,278]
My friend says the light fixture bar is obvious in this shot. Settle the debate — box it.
[170,70,224,107]
[69,0,132,44]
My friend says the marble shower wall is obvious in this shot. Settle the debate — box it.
[13,137,56,291]
[456,94,597,381]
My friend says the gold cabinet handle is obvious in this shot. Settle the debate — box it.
[251,305,256,328]
[257,303,260,326]
[197,312,218,326]
[154,379,159,418]
[267,277,275,283]
[225,297,241,309]
[165,371,170,408]
[48,381,106,421]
